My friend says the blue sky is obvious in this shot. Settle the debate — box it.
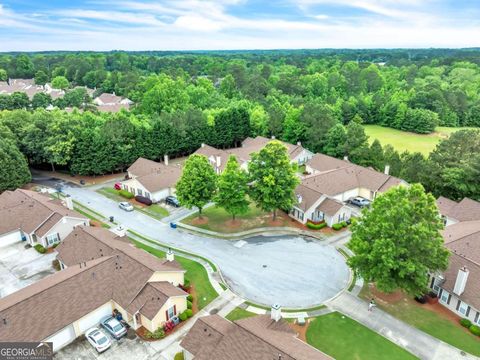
[0,0,479,51]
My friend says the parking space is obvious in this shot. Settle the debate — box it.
[55,332,161,360]
[0,242,57,298]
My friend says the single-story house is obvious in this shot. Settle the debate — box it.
[194,136,314,174]
[429,219,480,326]
[180,308,331,360]
[0,189,89,249]
[93,92,133,112]
[0,226,188,352]
[436,196,480,226]
[289,153,406,226]
[121,157,182,202]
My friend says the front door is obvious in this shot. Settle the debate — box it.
[134,312,142,329]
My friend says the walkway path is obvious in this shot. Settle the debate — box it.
[327,292,477,360]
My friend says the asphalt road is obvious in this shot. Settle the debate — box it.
[64,185,350,308]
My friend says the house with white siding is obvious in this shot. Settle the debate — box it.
[121,157,182,202]
[0,189,89,249]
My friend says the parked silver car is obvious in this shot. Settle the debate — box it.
[85,327,111,353]
[119,202,134,212]
[100,316,127,339]
[348,196,371,208]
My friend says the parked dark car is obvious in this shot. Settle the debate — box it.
[135,195,152,206]
[348,197,371,208]
[165,196,180,207]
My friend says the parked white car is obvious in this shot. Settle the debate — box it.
[119,202,134,212]
[85,327,111,353]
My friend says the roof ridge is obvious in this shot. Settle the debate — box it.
[0,256,114,313]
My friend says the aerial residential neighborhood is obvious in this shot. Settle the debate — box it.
[1,1,480,360]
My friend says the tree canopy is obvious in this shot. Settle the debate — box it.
[348,184,450,296]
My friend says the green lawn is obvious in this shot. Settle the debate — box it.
[97,187,169,220]
[306,312,418,360]
[225,307,256,322]
[181,203,297,233]
[363,125,475,156]
[359,286,480,356]
[131,240,218,310]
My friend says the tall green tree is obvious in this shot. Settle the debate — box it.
[348,184,449,296]
[0,126,31,192]
[51,76,70,90]
[176,154,217,216]
[248,141,299,220]
[215,155,249,220]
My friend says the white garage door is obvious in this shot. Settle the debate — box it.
[77,302,112,334]
[0,231,22,248]
[45,324,76,352]
[153,189,170,202]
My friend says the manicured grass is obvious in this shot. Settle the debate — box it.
[136,204,169,220]
[306,312,417,360]
[363,125,476,156]
[360,285,480,356]
[226,307,257,322]
[181,203,298,233]
[97,187,124,201]
[131,240,218,310]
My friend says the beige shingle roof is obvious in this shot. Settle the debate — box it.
[181,314,331,360]
[316,198,344,216]
[306,153,350,173]
[135,166,182,193]
[128,157,164,177]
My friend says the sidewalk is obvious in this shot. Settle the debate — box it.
[327,292,477,360]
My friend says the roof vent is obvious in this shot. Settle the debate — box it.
[271,304,281,322]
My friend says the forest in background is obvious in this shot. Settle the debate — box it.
[0,49,479,201]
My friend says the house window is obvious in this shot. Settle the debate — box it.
[46,233,60,246]
[458,302,468,316]
[137,189,143,196]
[440,290,449,304]
[167,305,176,320]
[145,192,151,199]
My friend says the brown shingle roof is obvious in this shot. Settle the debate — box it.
[194,145,230,172]
[135,166,182,193]
[316,198,344,216]
[181,315,331,360]
[294,184,323,212]
[0,189,86,237]
[127,157,164,177]
[56,226,183,272]
[306,153,350,173]
[0,227,186,342]
[441,220,480,310]
[437,197,480,222]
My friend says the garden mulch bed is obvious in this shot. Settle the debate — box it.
[289,320,310,342]
[191,217,209,226]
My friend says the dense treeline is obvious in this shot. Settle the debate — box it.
[0,50,479,200]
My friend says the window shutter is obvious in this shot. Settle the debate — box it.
[174,305,177,315]
[456,300,461,311]
[165,310,169,321]
[466,306,470,317]
[438,289,443,299]
[430,277,435,288]
[57,232,60,241]
[475,312,479,323]
[447,294,451,305]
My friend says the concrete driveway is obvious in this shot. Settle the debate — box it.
[0,242,57,298]
[63,185,350,308]
[55,333,162,360]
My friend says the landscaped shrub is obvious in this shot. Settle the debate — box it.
[183,278,191,288]
[135,195,152,206]
[179,311,188,321]
[460,318,472,328]
[34,244,46,254]
[174,352,184,360]
[186,309,193,318]
[469,325,480,336]
[340,221,348,228]
[307,222,326,230]
[52,259,61,271]
[52,242,59,248]
[119,189,134,199]
[187,300,193,309]
[332,223,343,231]
[145,327,165,339]
[187,294,193,302]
